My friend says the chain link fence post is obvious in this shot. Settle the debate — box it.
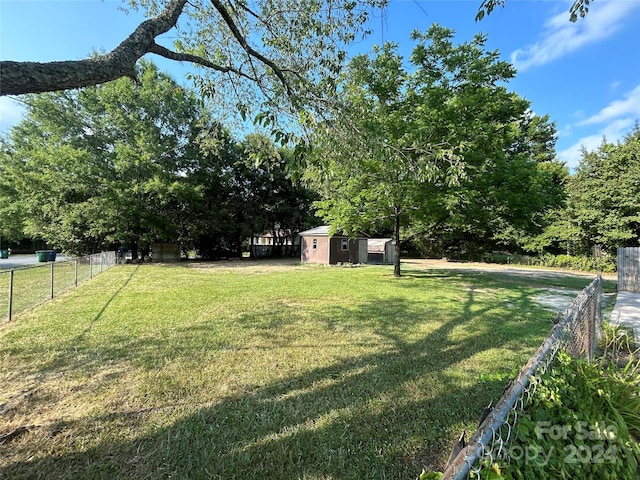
[441,275,603,479]
[1,251,117,323]
[50,262,54,300]
[8,270,14,322]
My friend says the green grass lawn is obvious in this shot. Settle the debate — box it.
[0,261,608,479]
[0,259,109,321]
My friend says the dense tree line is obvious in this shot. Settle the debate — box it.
[1,37,636,267]
[0,61,317,258]
[541,126,640,257]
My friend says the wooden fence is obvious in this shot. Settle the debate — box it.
[617,247,640,293]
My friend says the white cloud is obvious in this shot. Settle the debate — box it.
[0,97,25,133]
[511,1,640,71]
[558,117,636,169]
[577,84,640,126]
[557,83,640,169]
[609,81,622,92]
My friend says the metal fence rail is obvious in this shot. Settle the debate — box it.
[441,275,603,479]
[0,251,117,322]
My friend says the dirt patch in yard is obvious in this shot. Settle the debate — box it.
[403,258,615,314]
[403,258,614,280]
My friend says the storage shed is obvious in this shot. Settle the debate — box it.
[367,238,396,264]
[299,226,368,264]
[151,242,181,262]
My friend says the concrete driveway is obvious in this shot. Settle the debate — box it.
[0,253,68,270]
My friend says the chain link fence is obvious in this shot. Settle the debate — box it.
[441,275,603,479]
[0,251,117,323]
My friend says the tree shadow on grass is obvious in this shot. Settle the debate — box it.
[0,271,553,479]
[400,265,606,292]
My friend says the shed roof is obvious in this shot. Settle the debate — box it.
[367,238,393,253]
[299,225,368,238]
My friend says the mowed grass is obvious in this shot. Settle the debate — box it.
[0,261,603,479]
[0,259,110,321]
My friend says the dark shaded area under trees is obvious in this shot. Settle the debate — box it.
[0,61,317,259]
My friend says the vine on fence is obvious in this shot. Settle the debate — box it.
[430,275,606,479]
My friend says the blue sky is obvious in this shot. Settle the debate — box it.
[1,0,639,169]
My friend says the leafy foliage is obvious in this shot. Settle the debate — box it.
[425,350,640,479]
[306,25,565,272]
[480,253,616,273]
[126,0,387,131]
[476,0,594,22]
[0,61,204,256]
[0,61,316,256]
[185,127,318,258]
[499,351,640,479]
[563,126,640,256]
[2,0,387,136]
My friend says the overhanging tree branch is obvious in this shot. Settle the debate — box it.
[0,0,291,96]
[148,43,254,82]
[209,0,292,96]
[1,0,188,95]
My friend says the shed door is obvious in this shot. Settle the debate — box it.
[358,239,368,264]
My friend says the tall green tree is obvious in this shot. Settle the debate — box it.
[405,28,565,258]
[565,126,640,255]
[418,112,567,257]
[306,37,460,277]
[239,134,319,256]
[0,61,204,256]
[175,121,243,259]
[306,25,561,275]
[1,67,319,259]
[176,127,318,259]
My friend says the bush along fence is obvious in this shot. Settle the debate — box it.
[438,275,604,479]
[0,251,117,322]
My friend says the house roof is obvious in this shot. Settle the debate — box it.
[367,238,393,253]
[255,229,296,238]
[299,225,368,238]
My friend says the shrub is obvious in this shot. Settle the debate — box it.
[500,351,640,479]
[537,254,616,273]
[481,253,616,273]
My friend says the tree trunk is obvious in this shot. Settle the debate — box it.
[393,208,401,278]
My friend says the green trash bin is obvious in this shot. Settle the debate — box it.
[36,250,49,262]
[0,249,8,259]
